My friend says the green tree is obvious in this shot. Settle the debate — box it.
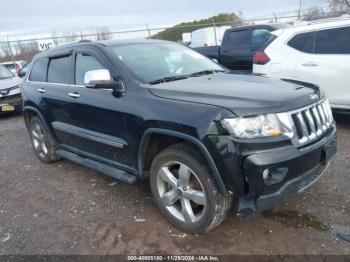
[152,13,242,42]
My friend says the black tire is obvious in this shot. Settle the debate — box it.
[28,116,60,163]
[150,143,233,233]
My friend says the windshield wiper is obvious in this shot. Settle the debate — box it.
[189,69,225,77]
[148,75,188,85]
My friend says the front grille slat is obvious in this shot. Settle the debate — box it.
[305,110,316,140]
[311,106,323,136]
[321,102,331,126]
[317,104,327,130]
[296,113,309,143]
[282,99,333,147]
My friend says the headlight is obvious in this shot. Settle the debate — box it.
[221,114,283,138]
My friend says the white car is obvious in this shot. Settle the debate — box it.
[253,16,350,111]
[0,60,27,76]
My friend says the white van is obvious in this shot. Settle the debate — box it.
[190,26,231,48]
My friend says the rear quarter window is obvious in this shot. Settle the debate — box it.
[29,58,48,82]
[252,29,272,46]
[287,32,315,53]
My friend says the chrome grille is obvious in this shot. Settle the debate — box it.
[277,99,333,147]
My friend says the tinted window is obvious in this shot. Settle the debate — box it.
[288,32,314,53]
[315,27,350,54]
[29,58,48,82]
[252,29,271,45]
[226,30,252,46]
[47,56,71,84]
[75,53,104,85]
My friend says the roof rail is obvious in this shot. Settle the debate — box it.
[306,14,350,25]
[78,39,92,43]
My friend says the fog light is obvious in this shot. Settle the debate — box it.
[262,167,288,185]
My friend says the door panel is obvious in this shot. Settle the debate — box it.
[296,26,350,108]
[61,49,132,166]
[296,53,350,107]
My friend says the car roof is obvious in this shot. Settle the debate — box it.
[227,23,289,32]
[273,16,350,36]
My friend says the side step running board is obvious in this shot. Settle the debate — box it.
[56,149,137,184]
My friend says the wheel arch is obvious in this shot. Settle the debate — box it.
[23,106,56,141]
[138,128,228,196]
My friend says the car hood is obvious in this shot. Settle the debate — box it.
[148,73,321,116]
[0,76,22,90]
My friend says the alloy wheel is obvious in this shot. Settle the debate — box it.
[156,161,207,224]
[31,123,48,159]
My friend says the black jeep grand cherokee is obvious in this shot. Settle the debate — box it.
[22,39,336,233]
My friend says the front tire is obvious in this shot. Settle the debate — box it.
[28,116,60,163]
[150,143,233,233]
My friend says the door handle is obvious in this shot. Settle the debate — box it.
[68,92,80,98]
[302,62,318,67]
[36,88,46,93]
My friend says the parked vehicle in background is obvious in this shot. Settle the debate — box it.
[18,62,31,78]
[1,60,27,76]
[0,65,23,114]
[253,16,350,112]
[195,24,289,71]
[190,26,231,48]
[22,39,336,233]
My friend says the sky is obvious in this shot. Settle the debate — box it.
[0,0,326,38]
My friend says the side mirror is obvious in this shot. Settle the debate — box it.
[84,69,125,96]
[84,69,113,88]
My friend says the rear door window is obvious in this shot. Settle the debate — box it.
[288,32,315,53]
[315,27,350,54]
[29,58,48,82]
[47,55,72,84]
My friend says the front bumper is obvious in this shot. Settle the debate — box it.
[238,126,337,220]
[204,123,337,220]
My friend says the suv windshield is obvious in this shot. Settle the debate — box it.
[108,42,224,83]
[0,65,14,79]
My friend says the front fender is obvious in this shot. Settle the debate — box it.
[138,128,228,196]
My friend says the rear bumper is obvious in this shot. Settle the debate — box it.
[237,127,337,220]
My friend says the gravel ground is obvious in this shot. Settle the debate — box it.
[0,113,349,255]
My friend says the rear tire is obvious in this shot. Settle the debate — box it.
[28,116,60,163]
[150,143,233,233]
